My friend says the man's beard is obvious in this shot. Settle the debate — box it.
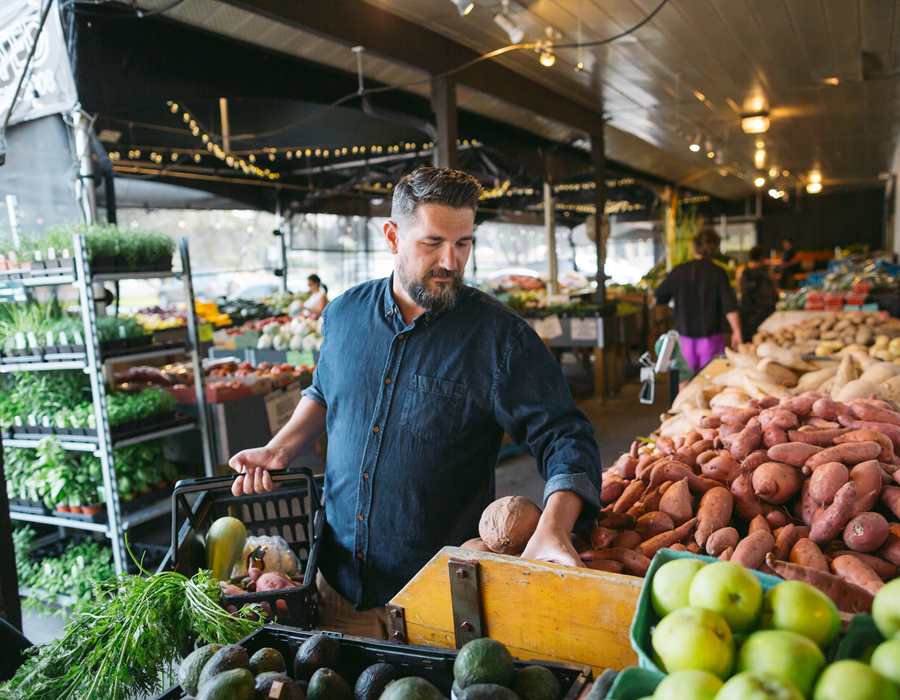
[398,263,464,313]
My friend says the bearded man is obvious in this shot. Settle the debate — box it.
[229,167,602,637]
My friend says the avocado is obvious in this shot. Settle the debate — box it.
[255,671,305,700]
[379,677,445,700]
[306,668,352,700]
[178,644,223,697]
[453,639,515,689]
[353,663,397,700]
[294,634,343,681]
[452,679,464,699]
[196,668,255,700]
[457,684,519,700]
[197,644,251,690]
[297,680,309,694]
[509,667,561,700]
[250,647,287,675]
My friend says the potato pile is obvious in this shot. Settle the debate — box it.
[597,394,900,613]
[752,310,900,358]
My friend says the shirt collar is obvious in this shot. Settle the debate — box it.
[383,273,472,324]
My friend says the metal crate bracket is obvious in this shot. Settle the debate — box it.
[448,558,484,649]
[385,604,407,644]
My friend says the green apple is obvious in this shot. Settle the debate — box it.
[652,669,722,700]
[870,639,900,687]
[813,660,900,700]
[737,630,826,698]
[688,561,762,633]
[873,578,900,640]
[759,580,841,648]
[716,672,803,700]
[651,605,734,679]
[651,558,707,618]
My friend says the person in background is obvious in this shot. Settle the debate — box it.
[303,274,329,316]
[737,246,778,342]
[654,227,741,379]
[779,238,800,289]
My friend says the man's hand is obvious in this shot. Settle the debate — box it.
[519,490,585,568]
[730,332,743,351]
[520,522,584,567]
[228,446,289,496]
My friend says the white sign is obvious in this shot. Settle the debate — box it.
[264,383,302,435]
[570,317,598,342]
[0,0,78,127]
[533,314,563,340]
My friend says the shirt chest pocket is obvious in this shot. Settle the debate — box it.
[400,374,468,439]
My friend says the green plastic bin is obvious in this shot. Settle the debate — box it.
[605,667,664,699]
[833,614,884,663]
[629,548,782,674]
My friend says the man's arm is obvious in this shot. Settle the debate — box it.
[726,310,742,350]
[229,397,327,496]
[520,490,584,566]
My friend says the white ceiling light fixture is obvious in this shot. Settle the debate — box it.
[754,149,766,169]
[754,176,766,187]
[689,135,701,152]
[742,113,770,134]
[493,13,525,44]
[809,171,822,184]
[768,189,785,199]
[807,182,822,194]
[451,0,474,17]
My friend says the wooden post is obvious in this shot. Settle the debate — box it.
[591,130,607,304]
[664,186,678,271]
[431,77,458,169]
[544,181,559,295]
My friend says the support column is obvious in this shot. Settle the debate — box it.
[544,181,558,295]
[591,130,607,304]
[431,77,458,169]
[663,186,678,271]
[73,110,97,224]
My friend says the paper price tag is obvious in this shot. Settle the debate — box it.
[264,384,302,434]
[268,680,284,698]
[15,332,26,349]
[199,324,214,342]
[570,317,598,342]
[73,330,83,345]
[533,314,563,339]
[44,563,52,575]
[76,556,85,569]
[26,332,37,348]
[46,331,54,346]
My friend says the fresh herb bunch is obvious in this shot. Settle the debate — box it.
[4,371,91,424]
[12,525,35,586]
[25,223,176,267]
[96,315,149,341]
[1,557,263,700]
[0,302,81,353]
[106,388,176,426]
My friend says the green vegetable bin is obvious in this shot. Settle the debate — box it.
[833,614,884,663]
[629,549,782,675]
[605,667,664,699]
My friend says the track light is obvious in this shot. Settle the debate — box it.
[493,13,525,43]
[742,113,770,134]
[689,143,701,152]
[806,182,822,194]
[451,0,474,16]
[539,50,556,67]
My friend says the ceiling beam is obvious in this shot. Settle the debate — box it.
[220,0,605,136]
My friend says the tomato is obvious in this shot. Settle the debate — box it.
[238,361,252,370]
[234,369,250,377]
[270,366,283,375]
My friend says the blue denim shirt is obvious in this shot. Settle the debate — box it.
[302,276,603,609]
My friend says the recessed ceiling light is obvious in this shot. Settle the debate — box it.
[807,182,822,193]
[756,141,765,149]
[707,151,715,158]
[742,114,770,133]
[824,77,840,85]
[690,143,701,152]
[754,177,766,187]
[809,171,822,184]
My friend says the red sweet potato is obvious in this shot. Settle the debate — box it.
[701,454,741,484]
[832,555,884,596]
[610,453,639,479]
[791,538,830,572]
[759,408,799,430]
[849,460,883,514]
[752,462,805,504]
[635,511,674,541]
[697,450,719,467]
[635,518,698,559]
[686,542,702,555]
[749,514,771,533]
[731,472,766,521]
[668,543,688,552]
[766,554,874,613]
[460,538,494,552]
[797,480,818,527]
[829,551,897,580]
[601,472,627,505]
[612,479,647,514]
[694,487,733,546]
[788,428,851,447]
[804,442,882,474]
[584,560,624,573]
[611,530,642,550]
[810,481,858,544]
[732,530,776,570]
[767,443,822,468]
[730,423,763,462]
[847,402,900,428]
[834,429,895,463]
[844,512,890,553]
[706,527,739,557]
[580,547,651,576]
[765,506,791,530]
[718,546,734,561]
[779,395,817,417]
[839,418,900,451]
[646,461,714,496]
[630,441,641,458]
[742,449,772,472]
[772,524,808,561]
[805,417,842,429]
[812,396,838,421]
[809,462,849,505]
[659,478,694,526]
[763,426,789,448]
[883,486,900,521]
[699,416,722,429]
[479,496,543,554]
[656,436,676,454]
[720,408,761,425]
[877,525,900,566]
[589,526,619,550]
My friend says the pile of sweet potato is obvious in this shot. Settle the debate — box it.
[751,310,900,354]
[594,393,900,613]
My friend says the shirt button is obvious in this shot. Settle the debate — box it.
[373,426,380,433]
[363,473,369,479]
[356,552,363,559]
[358,515,364,521]
[385,378,391,385]
[386,310,392,316]
[398,334,404,340]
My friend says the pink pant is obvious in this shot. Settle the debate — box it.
[679,334,725,374]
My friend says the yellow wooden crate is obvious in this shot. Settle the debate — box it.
[389,546,642,676]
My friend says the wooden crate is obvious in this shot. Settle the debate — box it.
[388,547,642,676]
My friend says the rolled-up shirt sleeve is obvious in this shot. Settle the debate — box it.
[491,324,603,509]
[300,307,329,407]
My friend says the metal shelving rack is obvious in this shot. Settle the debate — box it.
[3,235,214,574]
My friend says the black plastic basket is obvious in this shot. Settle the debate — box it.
[160,468,322,629]
[154,625,592,700]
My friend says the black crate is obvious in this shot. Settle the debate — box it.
[155,626,592,700]
[160,468,322,629]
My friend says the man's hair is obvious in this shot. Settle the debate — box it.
[693,227,721,259]
[391,167,483,224]
[749,246,765,262]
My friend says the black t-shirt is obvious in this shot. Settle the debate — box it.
[654,258,738,338]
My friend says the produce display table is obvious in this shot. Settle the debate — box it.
[388,546,641,676]
[757,310,836,334]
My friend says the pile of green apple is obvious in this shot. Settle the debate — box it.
[643,557,900,700]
